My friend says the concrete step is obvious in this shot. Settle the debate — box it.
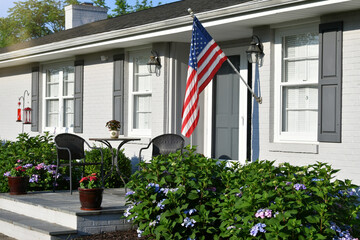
[0,189,133,239]
[0,208,77,240]
[0,192,77,229]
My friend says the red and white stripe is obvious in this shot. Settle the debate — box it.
[181,40,227,138]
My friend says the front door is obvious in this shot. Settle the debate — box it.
[212,55,240,159]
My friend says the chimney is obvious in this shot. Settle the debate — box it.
[65,3,107,30]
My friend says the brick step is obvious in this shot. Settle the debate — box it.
[0,208,77,240]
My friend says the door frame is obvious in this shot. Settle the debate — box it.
[203,46,249,163]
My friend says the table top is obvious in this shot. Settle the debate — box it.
[89,137,141,141]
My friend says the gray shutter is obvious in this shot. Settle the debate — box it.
[74,60,84,133]
[318,22,343,142]
[113,54,124,135]
[31,67,39,132]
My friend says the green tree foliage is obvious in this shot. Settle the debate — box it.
[8,0,65,40]
[0,17,20,47]
[112,0,156,17]
[112,0,132,16]
[92,0,109,9]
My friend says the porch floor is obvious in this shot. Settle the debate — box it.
[0,188,132,239]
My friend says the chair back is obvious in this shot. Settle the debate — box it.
[55,133,85,160]
[151,134,184,157]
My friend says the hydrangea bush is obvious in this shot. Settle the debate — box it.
[124,146,360,240]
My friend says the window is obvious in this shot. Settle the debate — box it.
[43,64,75,132]
[275,25,319,142]
[128,50,152,136]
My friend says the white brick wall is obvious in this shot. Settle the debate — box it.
[0,65,33,141]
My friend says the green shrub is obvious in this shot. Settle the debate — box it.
[84,147,131,188]
[124,146,360,240]
[0,133,70,192]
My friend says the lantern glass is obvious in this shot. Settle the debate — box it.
[24,107,32,124]
[147,56,158,73]
[246,36,264,64]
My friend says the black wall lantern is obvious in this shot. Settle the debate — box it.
[147,51,161,76]
[246,35,264,65]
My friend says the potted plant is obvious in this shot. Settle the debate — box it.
[78,173,104,210]
[3,160,32,195]
[106,120,121,139]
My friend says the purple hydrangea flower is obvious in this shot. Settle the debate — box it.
[311,178,324,182]
[184,209,197,215]
[146,183,160,192]
[181,217,196,228]
[227,226,236,230]
[250,223,266,237]
[137,229,144,237]
[255,208,272,219]
[125,191,135,196]
[29,174,39,183]
[294,183,306,191]
[23,163,33,168]
[157,199,166,210]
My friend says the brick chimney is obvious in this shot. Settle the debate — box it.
[65,3,108,30]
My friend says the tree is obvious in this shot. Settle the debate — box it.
[92,0,109,9]
[112,0,156,17]
[0,17,21,47]
[7,0,65,41]
[132,0,154,12]
[112,0,132,16]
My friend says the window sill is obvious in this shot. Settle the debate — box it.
[269,142,319,154]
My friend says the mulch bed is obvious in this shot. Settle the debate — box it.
[76,229,148,240]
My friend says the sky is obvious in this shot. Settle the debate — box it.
[0,0,178,18]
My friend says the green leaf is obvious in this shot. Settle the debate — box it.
[305,215,320,224]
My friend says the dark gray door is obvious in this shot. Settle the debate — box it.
[212,55,240,159]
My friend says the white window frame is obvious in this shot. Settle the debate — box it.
[42,61,75,134]
[274,24,319,143]
[128,49,152,137]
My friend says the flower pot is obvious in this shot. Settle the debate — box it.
[8,176,29,195]
[110,130,120,139]
[78,188,104,210]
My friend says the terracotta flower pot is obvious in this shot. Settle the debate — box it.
[8,176,29,195]
[78,188,104,210]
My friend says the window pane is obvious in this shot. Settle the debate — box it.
[285,59,318,83]
[133,95,151,129]
[46,100,59,127]
[63,66,74,97]
[63,99,74,128]
[133,56,152,92]
[285,33,319,59]
[46,69,59,97]
[282,86,318,132]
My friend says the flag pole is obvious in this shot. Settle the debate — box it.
[187,8,262,104]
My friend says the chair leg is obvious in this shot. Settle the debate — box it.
[53,159,59,192]
[69,161,72,195]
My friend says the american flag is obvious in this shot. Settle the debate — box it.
[181,16,227,138]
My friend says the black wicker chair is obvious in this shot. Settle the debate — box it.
[139,134,185,165]
[54,133,104,194]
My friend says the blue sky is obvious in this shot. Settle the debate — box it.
[0,0,178,18]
